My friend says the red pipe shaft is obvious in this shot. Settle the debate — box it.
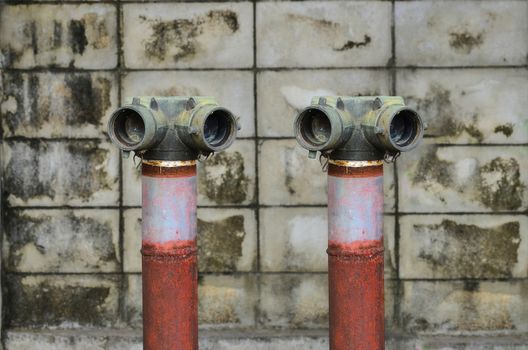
[327,161,384,350]
[141,161,198,350]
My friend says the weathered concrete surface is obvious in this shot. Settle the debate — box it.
[6,329,528,350]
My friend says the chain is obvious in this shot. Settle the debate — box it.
[198,151,214,162]
[319,152,330,172]
[384,151,401,163]
[133,151,144,169]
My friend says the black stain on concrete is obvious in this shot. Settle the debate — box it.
[64,74,112,127]
[1,72,112,136]
[199,151,249,205]
[415,219,521,278]
[5,276,115,327]
[334,35,371,51]
[494,123,514,137]
[407,84,483,142]
[53,21,63,48]
[197,215,245,272]
[477,157,525,211]
[142,10,239,62]
[449,31,484,54]
[68,20,88,54]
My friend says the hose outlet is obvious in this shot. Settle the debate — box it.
[108,104,167,152]
[369,105,424,153]
[294,104,351,152]
[180,104,237,153]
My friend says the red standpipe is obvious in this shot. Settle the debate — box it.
[327,160,385,350]
[141,160,198,350]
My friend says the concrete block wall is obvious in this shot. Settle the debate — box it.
[1,0,527,348]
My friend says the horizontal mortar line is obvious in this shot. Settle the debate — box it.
[7,271,527,281]
[3,137,108,142]
[397,277,528,282]
[420,142,528,147]
[398,211,528,215]
[6,206,122,210]
[4,65,526,74]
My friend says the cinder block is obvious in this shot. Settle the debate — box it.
[398,142,528,212]
[395,1,528,66]
[256,2,392,67]
[259,274,328,329]
[123,208,257,273]
[3,209,120,273]
[1,72,118,138]
[398,69,528,144]
[121,71,255,137]
[123,3,253,68]
[5,275,120,328]
[2,140,120,206]
[400,215,528,279]
[122,140,256,207]
[400,281,528,334]
[257,70,391,137]
[125,274,258,329]
[258,139,395,208]
[198,140,256,206]
[0,4,117,68]
[259,208,396,278]
[258,139,327,205]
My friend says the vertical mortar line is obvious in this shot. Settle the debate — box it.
[115,0,126,325]
[390,0,403,336]
[252,0,261,329]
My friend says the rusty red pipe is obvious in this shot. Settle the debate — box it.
[327,160,385,350]
[141,160,198,350]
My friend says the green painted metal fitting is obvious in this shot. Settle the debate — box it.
[108,96,239,161]
[293,96,424,161]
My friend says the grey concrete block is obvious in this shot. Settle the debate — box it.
[398,142,528,212]
[5,275,120,328]
[400,215,528,279]
[0,4,117,68]
[400,281,528,335]
[395,1,528,66]
[1,72,118,138]
[257,1,392,67]
[257,69,391,137]
[3,209,119,273]
[398,69,528,144]
[2,140,120,206]
[259,274,328,329]
[123,3,253,68]
[121,71,255,137]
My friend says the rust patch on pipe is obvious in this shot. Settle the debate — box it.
[142,239,198,350]
[329,163,383,178]
[328,239,384,350]
[142,162,197,177]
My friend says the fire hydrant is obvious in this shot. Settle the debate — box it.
[108,96,238,350]
[293,96,424,350]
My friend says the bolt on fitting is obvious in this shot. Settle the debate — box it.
[293,96,424,161]
[108,96,239,161]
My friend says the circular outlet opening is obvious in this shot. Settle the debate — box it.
[203,109,234,148]
[389,109,421,148]
[299,108,332,147]
[112,108,145,148]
